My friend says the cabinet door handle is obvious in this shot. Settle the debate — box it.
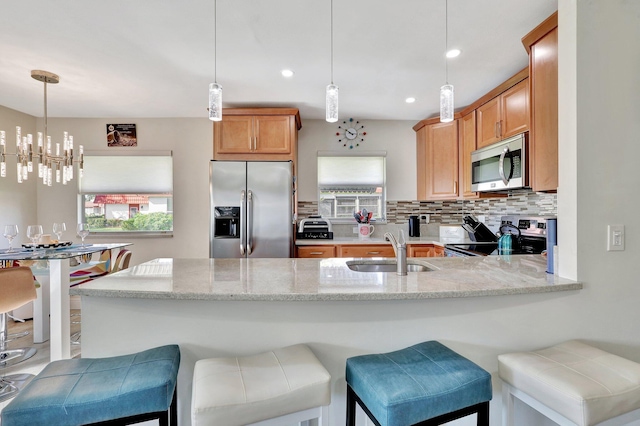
[253,136,257,151]
[367,251,381,255]
[454,181,458,194]
[309,251,324,255]
[499,120,503,137]
[495,122,499,139]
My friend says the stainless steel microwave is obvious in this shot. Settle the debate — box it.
[471,133,528,192]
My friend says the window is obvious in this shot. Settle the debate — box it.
[317,152,386,221]
[78,151,173,235]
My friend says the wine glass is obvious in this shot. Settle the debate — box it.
[3,225,18,253]
[53,222,66,242]
[26,225,43,248]
[77,223,90,247]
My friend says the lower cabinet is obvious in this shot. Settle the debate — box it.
[338,245,396,258]
[296,246,337,258]
[296,244,444,258]
[408,244,445,258]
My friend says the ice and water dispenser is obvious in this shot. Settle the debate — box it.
[214,207,240,238]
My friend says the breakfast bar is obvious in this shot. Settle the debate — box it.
[71,255,581,425]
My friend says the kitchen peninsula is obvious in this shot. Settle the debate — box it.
[71,256,580,425]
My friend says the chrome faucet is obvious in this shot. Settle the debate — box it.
[384,230,407,276]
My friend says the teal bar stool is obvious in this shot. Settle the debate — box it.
[1,345,180,426]
[346,341,492,426]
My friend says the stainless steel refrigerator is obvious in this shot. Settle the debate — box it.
[209,160,294,258]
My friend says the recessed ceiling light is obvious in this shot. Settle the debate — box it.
[446,49,461,58]
[281,69,294,78]
[405,97,416,103]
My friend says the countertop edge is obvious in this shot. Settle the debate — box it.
[70,282,583,301]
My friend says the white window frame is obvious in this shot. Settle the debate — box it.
[77,150,173,237]
[317,151,387,223]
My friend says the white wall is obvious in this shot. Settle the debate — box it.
[35,117,212,264]
[572,0,640,355]
[298,119,417,201]
[0,106,38,246]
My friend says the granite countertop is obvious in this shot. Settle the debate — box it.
[70,255,582,301]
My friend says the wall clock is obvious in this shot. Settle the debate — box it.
[336,118,366,149]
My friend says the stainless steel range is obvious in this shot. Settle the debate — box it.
[445,215,555,257]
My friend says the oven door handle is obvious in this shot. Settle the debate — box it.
[498,147,514,186]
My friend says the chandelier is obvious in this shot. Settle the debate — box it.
[0,70,83,186]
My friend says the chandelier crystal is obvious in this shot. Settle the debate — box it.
[0,70,83,186]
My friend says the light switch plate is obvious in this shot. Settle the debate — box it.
[607,224,625,251]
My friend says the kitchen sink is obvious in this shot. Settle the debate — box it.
[346,260,434,273]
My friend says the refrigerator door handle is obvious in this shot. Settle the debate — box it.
[247,190,253,255]
[240,190,246,255]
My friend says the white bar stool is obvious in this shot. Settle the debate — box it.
[499,340,640,426]
[192,344,331,426]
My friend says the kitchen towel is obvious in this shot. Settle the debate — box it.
[546,218,557,274]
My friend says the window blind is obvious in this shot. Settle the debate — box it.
[317,155,385,187]
[79,153,173,194]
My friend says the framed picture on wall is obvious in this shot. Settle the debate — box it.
[106,124,137,147]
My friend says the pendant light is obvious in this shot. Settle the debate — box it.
[208,0,222,121]
[440,0,454,123]
[325,0,338,123]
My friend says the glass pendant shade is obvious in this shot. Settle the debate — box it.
[326,84,339,123]
[208,82,222,122]
[440,83,454,123]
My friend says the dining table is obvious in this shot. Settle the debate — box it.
[0,242,131,361]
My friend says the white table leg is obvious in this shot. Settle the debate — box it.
[49,258,71,361]
[32,274,50,343]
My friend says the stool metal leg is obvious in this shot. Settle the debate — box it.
[169,386,177,426]
[346,385,356,426]
[502,383,515,426]
[477,401,489,426]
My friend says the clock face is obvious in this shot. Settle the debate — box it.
[345,128,358,140]
[336,118,366,149]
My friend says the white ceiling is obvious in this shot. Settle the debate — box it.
[0,0,557,121]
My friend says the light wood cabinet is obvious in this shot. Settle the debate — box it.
[338,245,395,258]
[408,245,445,258]
[296,246,336,258]
[296,243,444,258]
[417,120,459,201]
[216,115,291,155]
[523,12,558,192]
[213,108,301,159]
[459,111,477,198]
[477,79,529,149]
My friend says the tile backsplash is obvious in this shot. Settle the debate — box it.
[298,191,556,232]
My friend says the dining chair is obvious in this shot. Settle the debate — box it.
[0,266,38,402]
[112,249,132,273]
[69,249,111,287]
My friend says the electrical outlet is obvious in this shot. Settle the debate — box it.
[607,225,625,251]
[420,214,430,223]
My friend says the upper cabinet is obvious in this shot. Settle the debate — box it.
[477,78,530,149]
[459,111,477,198]
[213,108,302,160]
[523,12,558,192]
[415,69,527,201]
[416,119,459,201]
